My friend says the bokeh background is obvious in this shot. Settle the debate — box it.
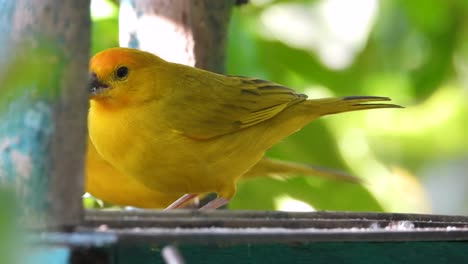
[89,0,468,214]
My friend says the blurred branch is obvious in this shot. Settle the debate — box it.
[119,0,236,72]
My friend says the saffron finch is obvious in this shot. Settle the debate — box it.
[88,47,401,210]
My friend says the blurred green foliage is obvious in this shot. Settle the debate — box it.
[0,44,66,109]
[90,0,468,214]
[0,188,21,264]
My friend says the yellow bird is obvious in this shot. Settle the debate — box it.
[85,137,359,208]
[88,47,401,209]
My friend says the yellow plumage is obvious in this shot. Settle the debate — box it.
[85,137,358,208]
[88,47,400,209]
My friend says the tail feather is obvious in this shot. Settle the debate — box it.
[308,96,402,116]
[243,158,360,183]
[342,95,391,101]
[242,96,401,183]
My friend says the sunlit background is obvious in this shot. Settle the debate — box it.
[89,0,468,214]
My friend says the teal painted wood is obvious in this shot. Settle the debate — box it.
[24,246,70,264]
[0,93,56,226]
[114,242,468,264]
[0,0,90,229]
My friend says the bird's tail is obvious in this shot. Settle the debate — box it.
[305,96,402,117]
[242,96,401,183]
[243,158,360,183]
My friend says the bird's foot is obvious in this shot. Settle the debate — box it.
[164,193,197,210]
[200,197,229,210]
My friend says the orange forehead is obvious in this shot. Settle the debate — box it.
[89,47,157,77]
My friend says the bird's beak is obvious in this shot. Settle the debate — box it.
[89,72,109,97]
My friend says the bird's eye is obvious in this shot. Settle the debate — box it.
[116,66,129,79]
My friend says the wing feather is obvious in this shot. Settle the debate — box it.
[161,69,307,139]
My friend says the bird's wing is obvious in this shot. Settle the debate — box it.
[162,71,307,139]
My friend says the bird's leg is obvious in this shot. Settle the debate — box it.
[164,193,198,210]
[199,197,229,210]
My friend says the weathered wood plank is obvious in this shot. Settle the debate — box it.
[0,0,90,229]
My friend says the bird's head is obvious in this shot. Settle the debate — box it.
[89,47,165,107]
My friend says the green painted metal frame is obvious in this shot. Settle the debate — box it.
[26,210,468,263]
[115,242,468,264]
